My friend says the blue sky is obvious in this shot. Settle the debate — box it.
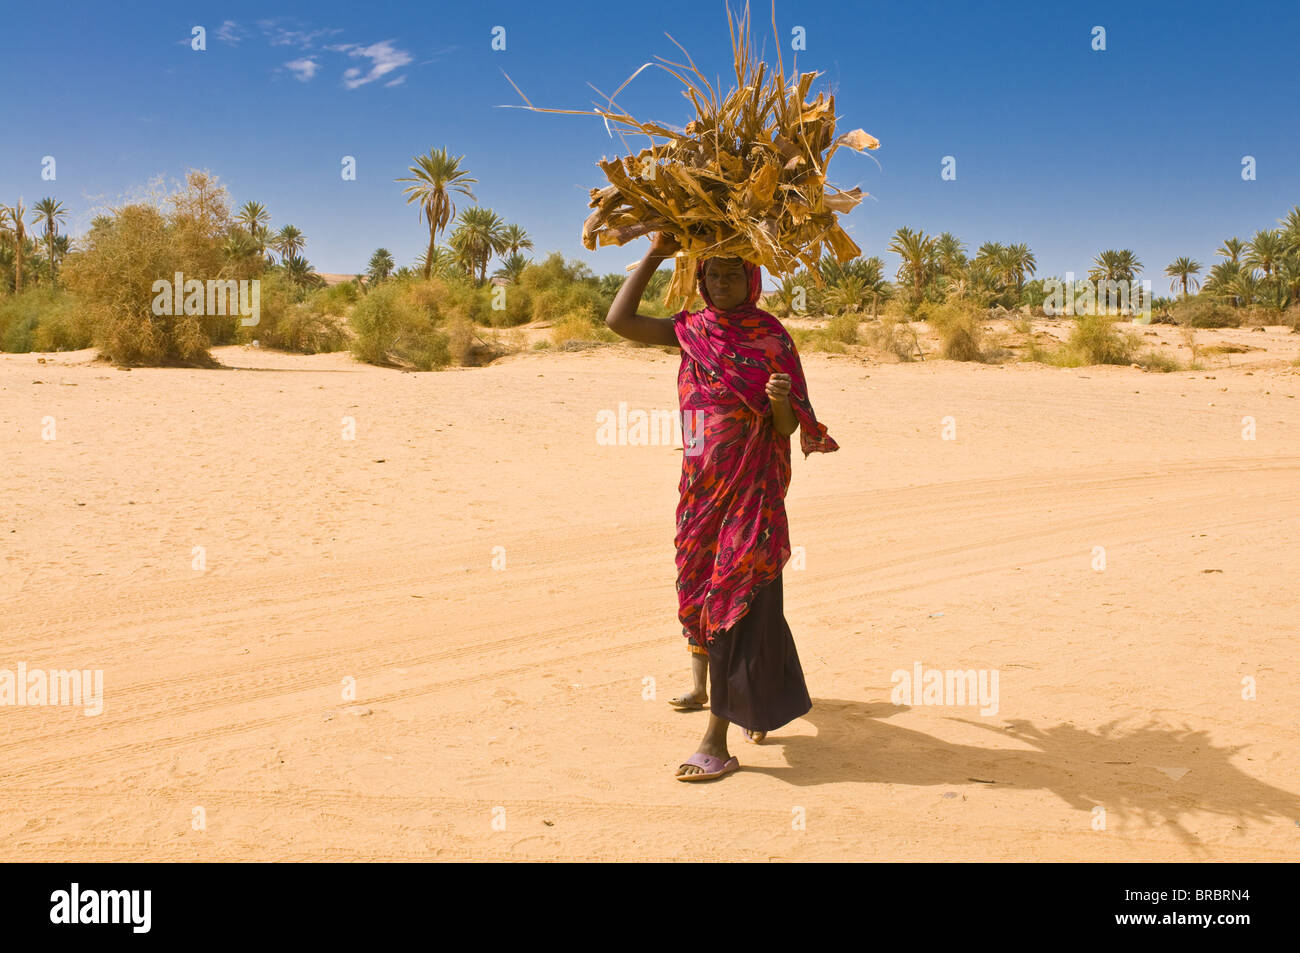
[2,0,1297,288]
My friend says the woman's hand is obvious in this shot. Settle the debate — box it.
[649,231,681,258]
[765,372,792,404]
[767,373,798,436]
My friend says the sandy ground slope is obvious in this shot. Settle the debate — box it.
[2,334,1298,860]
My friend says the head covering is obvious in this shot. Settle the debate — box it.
[674,257,838,458]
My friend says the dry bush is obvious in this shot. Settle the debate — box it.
[861,316,918,360]
[918,301,986,362]
[826,312,859,344]
[550,303,618,347]
[1061,313,1141,366]
[63,204,212,365]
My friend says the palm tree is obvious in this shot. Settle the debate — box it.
[500,224,533,258]
[221,230,259,265]
[934,232,967,277]
[51,233,70,271]
[415,245,457,280]
[1245,229,1285,281]
[1216,237,1244,264]
[824,275,869,314]
[1088,250,1142,313]
[447,231,477,279]
[0,199,29,293]
[492,252,531,284]
[273,225,305,263]
[235,201,269,236]
[1277,254,1300,305]
[367,248,396,284]
[1204,260,1244,305]
[888,226,938,303]
[1089,249,1142,283]
[1281,206,1300,256]
[1164,257,1202,298]
[1003,243,1037,297]
[236,201,271,261]
[450,207,509,285]
[396,147,478,280]
[30,198,67,287]
[283,255,322,291]
[1227,271,1261,307]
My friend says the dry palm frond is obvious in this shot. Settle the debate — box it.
[499,0,879,309]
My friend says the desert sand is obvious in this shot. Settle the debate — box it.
[2,321,1298,861]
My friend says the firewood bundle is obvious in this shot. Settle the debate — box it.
[502,1,879,308]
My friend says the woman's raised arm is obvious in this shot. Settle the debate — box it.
[605,232,681,347]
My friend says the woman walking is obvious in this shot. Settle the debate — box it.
[606,232,838,781]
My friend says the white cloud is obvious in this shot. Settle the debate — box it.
[385,76,407,88]
[258,18,339,49]
[333,40,413,89]
[285,58,320,82]
[216,20,244,45]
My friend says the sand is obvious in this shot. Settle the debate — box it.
[2,321,1298,861]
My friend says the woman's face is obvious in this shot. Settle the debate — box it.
[703,257,749,312]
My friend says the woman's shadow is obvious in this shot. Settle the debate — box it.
[742,697,1300,850]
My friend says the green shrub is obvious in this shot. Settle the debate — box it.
[349,281,448,369]
[550,303,617,346]
[788,327,847,354]
[918,301,986,362]
[237,272,347,354]
[1136,349,1181,372]
[517,253,612,326]
[827,312,859,344]
[1065,313,1139,365]
[63,204,211,365]
[1171,296,1240,328]
[0,289,94,352]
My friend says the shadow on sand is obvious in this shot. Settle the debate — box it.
[741,697,1300,849]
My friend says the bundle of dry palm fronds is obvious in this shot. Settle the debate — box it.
[501,0,879,309]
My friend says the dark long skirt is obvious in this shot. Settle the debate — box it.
[706,572,812,732]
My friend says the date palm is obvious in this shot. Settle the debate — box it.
[450,207,508,286]
[236,201,269,235]
[1281,206,1300,256]
[416,245,457,280]
[221,230,259,265]
[283,254,321,291]
[1277,254,1300,304]
[30,197,67,287]
[1227,271,1261,307]
[1245,229,1285,280]
[1004,243,1036,296]
[492,251,530,284]
[824,274,869,315]
[500,224,533,258]
[1089,249,1142,283]
[1203,260,1243,304]
[367,248,396,284]
[396,147,478,280]
[273,225,305,263]
[1164,257,1202,298]
[0,199,29,292]
[888,226,937,302]
[934,232,967,277]
[1216,237,1244,264]
[236,202,271,261]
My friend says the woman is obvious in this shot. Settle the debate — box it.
[606,231,838,781]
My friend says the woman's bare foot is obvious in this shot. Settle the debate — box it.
[676,712,731,778]
[743,728,767,743]
[669,651,709,709]
[669,689,708,708]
